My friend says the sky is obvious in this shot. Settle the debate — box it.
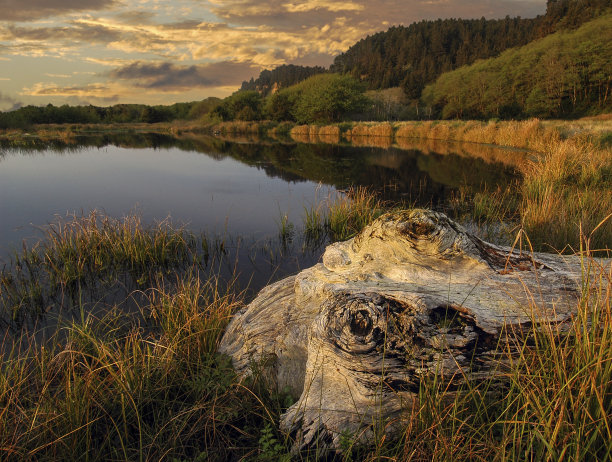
[0,0,546,109]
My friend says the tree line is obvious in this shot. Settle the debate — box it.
[241,0,610,99]
[422,14,612,119]
[0,98,220,129]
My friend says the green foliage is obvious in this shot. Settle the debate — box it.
[186,97,222,120]
[0,97,225,128]
[422,14,612,119]
[213,90,264,121]
[264,90,299,121]
[257,423,291,461]
[261,74,369,123]
[287,73,369,123]
[241,64,327,96]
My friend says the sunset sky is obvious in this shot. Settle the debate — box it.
[0,0,546,110]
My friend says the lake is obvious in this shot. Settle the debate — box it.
[0,133,522,328]
[0,133,521,257]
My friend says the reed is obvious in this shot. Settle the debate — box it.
[519,139,612,252]
[302,186,388,242]
[346,122,394,138]
[0,211,207,325]
[0,275,280,461]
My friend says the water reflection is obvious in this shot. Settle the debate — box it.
[0,132,523,332]
[0,132,521,258]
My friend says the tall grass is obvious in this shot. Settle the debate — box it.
[302,186,388,242]
[519,139,611,252]
[0,275,281,461]
[0,211,208,326]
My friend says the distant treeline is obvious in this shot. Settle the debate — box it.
[242,0,611,99]
[240,64,327,96]
[0,98,220,129]
[422,14,612,119]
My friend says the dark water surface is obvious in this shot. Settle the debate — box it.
[0,133,520,257]
[0,133,522,314]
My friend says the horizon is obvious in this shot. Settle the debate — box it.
[0,0,546,110]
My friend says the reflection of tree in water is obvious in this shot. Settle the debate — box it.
[1,133,519,207]
[202,140,519,207]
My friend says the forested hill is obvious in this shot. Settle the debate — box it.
[422,14,612,119]
[331,0,611,98]
[331,16,538,98]
[240,65,326,96]
[242,0,611,99]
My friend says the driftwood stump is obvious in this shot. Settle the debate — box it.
[219,209,596,452]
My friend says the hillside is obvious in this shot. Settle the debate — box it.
[240,64,327,96]
[242,0,611,99]
[422,14,612,119]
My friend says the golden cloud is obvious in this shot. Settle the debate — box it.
[0,0,118,22]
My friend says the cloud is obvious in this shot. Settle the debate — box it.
[108,61,258,90]
[283,1,365,13]
[0,0,119,22]
[208,0,545,30]
[113,10,156,25]
[0,91,23,111]
[2,22,121,43]
[20,82,118,102]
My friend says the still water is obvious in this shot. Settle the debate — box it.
[0,133,521,261]
[0,133,523,331]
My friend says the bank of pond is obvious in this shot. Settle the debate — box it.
[0,123,610,461]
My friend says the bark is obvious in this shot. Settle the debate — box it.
[219,209,603,453]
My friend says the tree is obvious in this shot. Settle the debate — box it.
[264,90,298,121]
[291,74,369,123]
[214,91,263,121]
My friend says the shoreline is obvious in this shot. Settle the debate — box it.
[1,116,610,151]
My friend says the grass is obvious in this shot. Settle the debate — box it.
[0,211,212,327]
[302,186,388,242]
[0,275,277,461]
[1,118,611,459]
[0,207,610,461]
[519,138,612,252]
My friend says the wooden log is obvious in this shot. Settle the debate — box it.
[219,209,604,453]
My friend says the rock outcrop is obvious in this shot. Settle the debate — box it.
[219,209,596,452]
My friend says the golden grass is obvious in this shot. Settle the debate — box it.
[345,122,394,138]
[393,119,574,151]
[289,124,341,144]
[519,139,612,251]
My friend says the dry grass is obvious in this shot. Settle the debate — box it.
[345,122,394,138]
[519,139,612,252]
[0,201,610,461]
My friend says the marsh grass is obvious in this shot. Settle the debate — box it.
[0,211,211,327]
[0,275,286,461]
[302,186,388,243]
[520,139,612,252]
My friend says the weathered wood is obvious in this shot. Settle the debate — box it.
[219,209,603,452]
